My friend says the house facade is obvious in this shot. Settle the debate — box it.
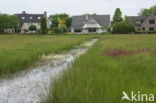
[128,14,156,32]
[71,14,110,34]
[16,11,48,33]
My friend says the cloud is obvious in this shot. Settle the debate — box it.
[0,0,155,16]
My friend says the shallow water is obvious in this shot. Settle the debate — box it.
[0,39,98,103]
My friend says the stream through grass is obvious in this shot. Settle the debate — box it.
[0,39,98,103]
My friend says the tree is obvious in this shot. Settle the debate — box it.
[9,15,19,28]
[112,8,123,25]
[58,18,66,29]
[29,25,37,31]
[0,14,18,33]
[49,14,71,28]
[41,17,48,34]
[49,14,71,33]
[139,5,156,16]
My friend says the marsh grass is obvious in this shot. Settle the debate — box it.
[0,35,98,76]
[47,35,156,103]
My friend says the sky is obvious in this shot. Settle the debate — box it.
[0,0,155,17]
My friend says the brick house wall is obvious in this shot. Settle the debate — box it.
[141,15,156,31]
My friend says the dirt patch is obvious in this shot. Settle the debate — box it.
[102,48,156,57]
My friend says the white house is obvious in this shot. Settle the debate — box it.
[71,14,110,34]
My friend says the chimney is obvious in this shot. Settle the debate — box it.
[44,11,47,18]
[22,11,26,14]
[86,14,89,20]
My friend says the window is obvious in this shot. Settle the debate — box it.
[30,17,33,19]
[92,22,95,24]
[74,29,81,33]
[149,27,155,31]
[87,21,96,25]
[149,20,155,24]
[22,17,25,20]
[88,29,96,33]
[28,23,32,25]
[136,21,141,24]
[142,27,145,30]
[25,30,28,32]
[38,17,41,20]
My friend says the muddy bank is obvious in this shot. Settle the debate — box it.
[0,39,98,103]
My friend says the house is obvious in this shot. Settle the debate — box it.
[16,11,48,33]
[4,28,16,34]
[71,14,110,34]
[127,14,156,32]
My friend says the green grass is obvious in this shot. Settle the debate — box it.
[0,35,98,76]
[47,34,156,103]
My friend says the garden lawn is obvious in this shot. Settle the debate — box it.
[0,35,97,76]
[47,34,156,103]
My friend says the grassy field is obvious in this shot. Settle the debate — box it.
[47,35,156,103]
[0,35,97,76]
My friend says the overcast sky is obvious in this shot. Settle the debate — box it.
[0,0,155,17]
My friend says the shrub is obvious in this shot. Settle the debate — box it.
[51,27,69,34]
[102,26,111,33]
[29,25,37,31]
[112,22,135,34]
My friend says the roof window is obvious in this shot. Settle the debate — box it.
[22,17,25,20]
[30,17,33,19]
[38,17,41,20]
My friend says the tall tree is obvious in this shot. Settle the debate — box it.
[41,17,48,34]
[139,5,156,16]
[112,8,123,25]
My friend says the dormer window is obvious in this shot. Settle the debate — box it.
[38,17,41,20]
[30,17,33,19]
[22,17,25,20]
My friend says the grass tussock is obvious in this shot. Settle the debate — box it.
[47,34,156,103]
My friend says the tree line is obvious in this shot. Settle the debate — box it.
[0,5,155,34]
[0,14,18,33]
